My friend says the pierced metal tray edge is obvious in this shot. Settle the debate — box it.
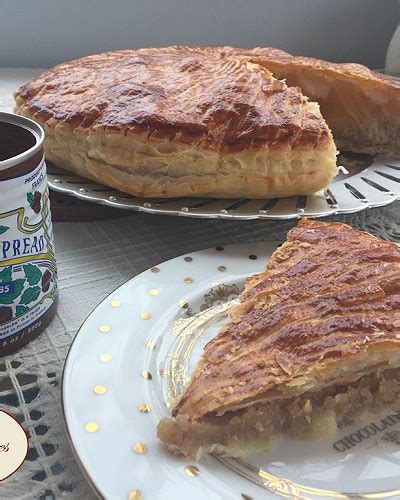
[47,156,400,220]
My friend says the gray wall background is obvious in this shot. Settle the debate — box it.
[1,0,398,68]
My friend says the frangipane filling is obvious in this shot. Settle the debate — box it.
[157,368,400,458]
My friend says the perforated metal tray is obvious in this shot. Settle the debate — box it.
[47,153,400,220]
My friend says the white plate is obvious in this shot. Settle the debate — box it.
[49,153,400,220]
[62,242,400,499]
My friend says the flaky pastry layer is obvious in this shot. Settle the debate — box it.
[40,124,336,198]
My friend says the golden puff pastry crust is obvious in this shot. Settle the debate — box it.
[157,219,400,457]
[171,218,400,419]
[14,46,338,199]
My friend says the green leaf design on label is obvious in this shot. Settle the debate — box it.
[0,266,12,283]
[23,264,42,285]
[27,192,34,207]
[16,305,29,317]
[19,286,41,305]
[0,279,25,304]
[0,226,9,234]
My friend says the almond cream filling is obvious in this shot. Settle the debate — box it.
[157,367,400,458]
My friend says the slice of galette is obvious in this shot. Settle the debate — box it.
[157,219,400,458]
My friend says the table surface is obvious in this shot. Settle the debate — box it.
[1,68,400,500]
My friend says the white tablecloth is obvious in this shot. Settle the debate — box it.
[1,69,399,499]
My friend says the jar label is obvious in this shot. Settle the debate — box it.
[0,158,57,342]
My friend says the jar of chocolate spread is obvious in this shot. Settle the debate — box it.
[0,112,58,355]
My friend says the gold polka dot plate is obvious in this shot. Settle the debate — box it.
[62,242,400,499]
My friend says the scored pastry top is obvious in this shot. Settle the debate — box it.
[173,218,400,420]
[15,46,332,153]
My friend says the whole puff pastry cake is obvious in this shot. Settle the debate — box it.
[157,219,400,458]
[14,46,339,198]
[15,46,400,198]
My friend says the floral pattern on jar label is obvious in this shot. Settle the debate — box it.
[0,158,58,343]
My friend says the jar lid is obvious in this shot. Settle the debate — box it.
[0,112,44,172]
